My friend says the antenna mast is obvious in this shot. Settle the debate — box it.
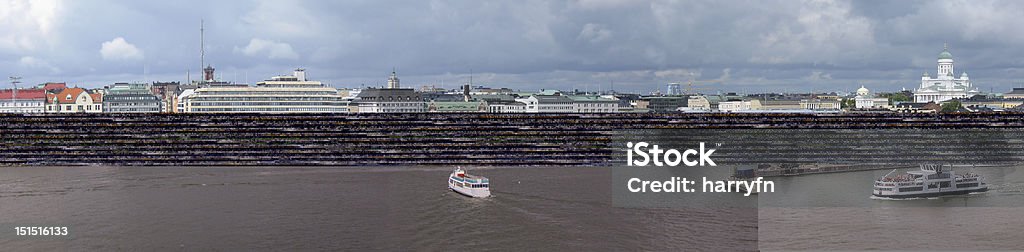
[9,76,21,104]
[200,19,205,75]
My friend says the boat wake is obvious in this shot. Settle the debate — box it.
[869,195,939,201]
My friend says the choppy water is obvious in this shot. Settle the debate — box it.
[0,167,755,251]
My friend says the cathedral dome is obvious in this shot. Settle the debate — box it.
[938,49,953,60]
[856,85,869,96]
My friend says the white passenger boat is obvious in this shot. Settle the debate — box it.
[449,168,491,198]
[872,164,987,199]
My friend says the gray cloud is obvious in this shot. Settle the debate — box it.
[1,0,1024,94]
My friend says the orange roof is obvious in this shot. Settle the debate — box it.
[90,93,102,103]
[47,87,90,104]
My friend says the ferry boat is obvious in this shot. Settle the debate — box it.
[872,164,987,199]
[448,167,491,198]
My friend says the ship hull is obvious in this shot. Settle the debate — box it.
[449,184,491,198]
[873,187,987,199]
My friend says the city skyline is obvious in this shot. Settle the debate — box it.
[3,0,1024,93]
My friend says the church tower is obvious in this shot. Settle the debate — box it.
[387,68,400,89]
[937,43,954,78]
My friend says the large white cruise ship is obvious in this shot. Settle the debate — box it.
[872,164,987,199]
[181,69,348,113]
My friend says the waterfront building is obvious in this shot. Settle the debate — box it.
[718,99,760,112]
[516,95,574,113]
[183,69,348,113]
[914,45,980,103]
[103,83,162,113]
[487,101,527,113]
[685,96,712,111]
[0,84,62,113]
[955,96,1024,110]
[758,99,801,111]
[800,98,841,111]
[568,95,620,113]
[45,87,103,113]
[640,96,688,112]
[0,89,46,113]
[355,88,426,113]
[854,86,891,109]
[1003,88,1024,99]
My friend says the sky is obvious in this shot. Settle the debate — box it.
[2,0,1024,94]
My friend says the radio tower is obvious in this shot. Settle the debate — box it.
[200,19,205,77]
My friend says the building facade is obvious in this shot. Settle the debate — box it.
[800,98,841,111]
[184,69,348,113]
[568,95,620,113]
[641,96,688,112]
[516,95,574,113]
[914,45,980,103]
[0,89,47,113]
[718,100,759,112]
[103,83,162,113]
[854,86,891,109]
[487,101,527,113]
[355,88,426,113]
[45,87,103,113]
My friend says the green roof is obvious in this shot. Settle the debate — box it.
[938,49,953,60]
[432,102,483,111]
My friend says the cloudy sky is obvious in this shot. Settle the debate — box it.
[2,0,1024,94]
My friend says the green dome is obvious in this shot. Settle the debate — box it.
[938,49,953,60]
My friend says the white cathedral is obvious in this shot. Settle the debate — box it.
[913,44,980,103]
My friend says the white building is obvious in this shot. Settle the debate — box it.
[718,100,757,112]
[516,95,574,113]
[487,101,527,113]
[914,45,980,103]
[854,86,890,109]
[800,99,841,111]
[0,89,47,113]
[183,69,348,113]
[568,95,620,113]
[45,87,103,113]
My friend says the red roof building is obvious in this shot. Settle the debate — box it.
[0,89,47,100]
